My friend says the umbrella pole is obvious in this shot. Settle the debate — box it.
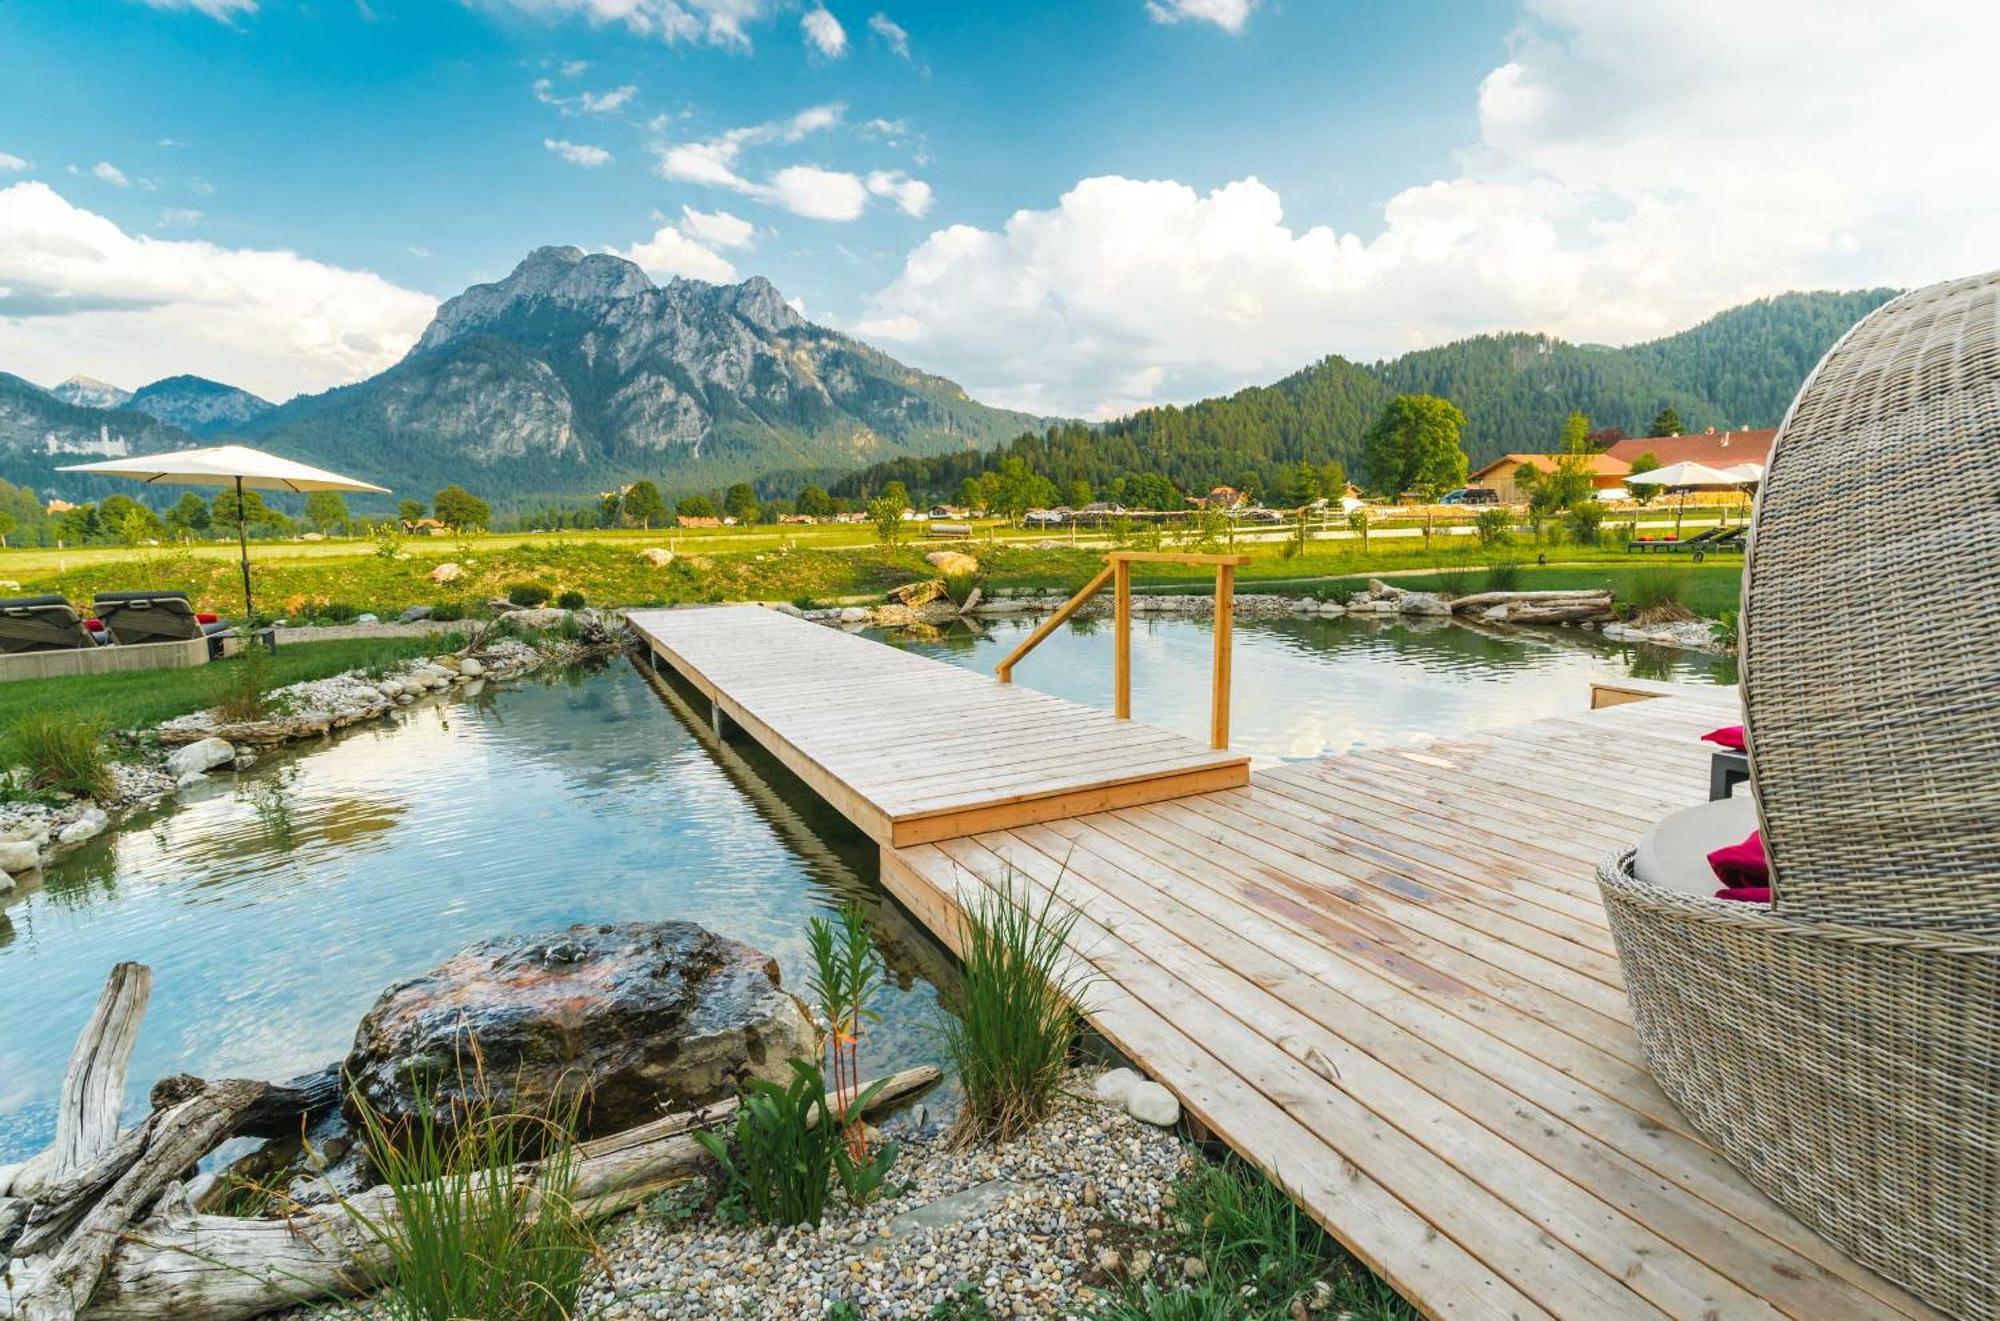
[1674,487,1687,539]
[235,475,254,622]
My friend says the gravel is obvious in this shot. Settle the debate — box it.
[579,1071,1191,1320]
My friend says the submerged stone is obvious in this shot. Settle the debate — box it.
[343,920,817,1138]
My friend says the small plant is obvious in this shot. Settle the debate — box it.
[430,601,467,623]
[1715,608,1740,648]
[1474,507,1513,548]
[555,589,586,610]
[807,903,887,1162]
[693,1058,897,1228]
[342,1070,597,1321]
[1480,560,1524,592]
[1622,570,1696,624]
[373,525,407,560]
[1345,507,1370,551]
[209,641,284,724]
[940,571,985,608]
[4,711,114,800]
[1430,558,1473,597]
[944,872,1089,1145]
[505,581,551,608]
[927,1283,1000,1319]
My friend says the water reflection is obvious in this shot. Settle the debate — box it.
[0,660,945,1160]
[879,612,1734,765]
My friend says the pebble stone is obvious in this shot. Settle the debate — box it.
[577,1070,1190,1320]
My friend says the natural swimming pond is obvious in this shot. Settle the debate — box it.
[0,614,1730,1159]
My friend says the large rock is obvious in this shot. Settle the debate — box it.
[887,578,945,608]
[638,547,675,568]
[924,550,980,578]
[427,562,463,584]
[166,737,235,778]
[0,839,40,874]
[343,922,817,1138]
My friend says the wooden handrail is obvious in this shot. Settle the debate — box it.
[993,551,1245,748]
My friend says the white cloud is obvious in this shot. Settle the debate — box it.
[1144,0,1256,32]
[473,0,770,49]
[533,78,637,115]
[867,11,909,57]
[859,1,2000,418]
[616,225,737,282]
[158,207,204,226]
[545,137,613,167]
[767,166,868,221]
[678,206,756,249]
[0,182,436,401]
[559,58,590,76]
[0,152,27,172]
[651,104,878,220]
[92,161,130,188]
[801,6,846,57]
[140,0,259,19]
[865,169,931,217]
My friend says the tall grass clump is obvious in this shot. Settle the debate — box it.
[343,1073,597,1321]
[4,710,114,800]
[209,640,283,723]
[1622,571,1696,624]
[944,873,1089,1145]
[1480,560,1524,592]
[1091,1159,1418,1321]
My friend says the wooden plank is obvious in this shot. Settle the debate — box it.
[1211,562,1233,749]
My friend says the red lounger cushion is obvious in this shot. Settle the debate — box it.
[196,612,219,624]
[1715,886,1773,903]
[83,618,104,631]
[1709,830,1769,898]
[1702,725,1747,751]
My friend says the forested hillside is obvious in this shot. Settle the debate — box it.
[834,288,1899,504]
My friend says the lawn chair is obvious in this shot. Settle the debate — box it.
[1597,268,1999,1321]
[0,595,102,653]
[92,591,234,653]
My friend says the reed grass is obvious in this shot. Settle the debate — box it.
[342,1071,598,1321]
[3,710,114,800]
[943,871,1089,1145]
[1622,570,1697,624]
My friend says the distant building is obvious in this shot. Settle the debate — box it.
[1467,453,1630,504]
[1600,427,1776,470]
[779,513,818,525]
[1193,485,1248,510]
[45,497,77,515]
[676,515,722,529]
[401,517,448,535]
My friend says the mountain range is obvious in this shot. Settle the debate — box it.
[1,247,1898,512]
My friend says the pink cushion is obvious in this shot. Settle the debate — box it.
[1715,885,1772,903]
[1702,725,1747,751]
[1708,830,1768,891]
[83,618,104,631]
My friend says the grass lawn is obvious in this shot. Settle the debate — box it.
[0,634,460,737]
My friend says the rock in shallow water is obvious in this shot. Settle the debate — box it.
[343,921,817,1138]
[165,736,234,777]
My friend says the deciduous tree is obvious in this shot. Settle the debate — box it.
[1360,394,1468,500]
[432,485,490,531]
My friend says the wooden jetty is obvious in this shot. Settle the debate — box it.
[627,602,1942,1321]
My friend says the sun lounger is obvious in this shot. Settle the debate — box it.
[92,591,234,651]
[0,595,103,653]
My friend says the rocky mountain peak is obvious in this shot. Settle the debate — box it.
[415,246,656,353]
[51,375,133,410]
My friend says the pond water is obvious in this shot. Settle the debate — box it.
[0,614,1730,1160]
[878,611,1733,765]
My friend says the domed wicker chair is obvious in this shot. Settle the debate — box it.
[1599,270,1999,1321]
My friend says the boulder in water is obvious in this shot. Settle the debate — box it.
[343,921,817,1138]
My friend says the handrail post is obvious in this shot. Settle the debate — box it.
[1113,557,1132,720]
[1211,562,1234,749]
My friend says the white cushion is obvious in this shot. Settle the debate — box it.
[1634,794,1761,897]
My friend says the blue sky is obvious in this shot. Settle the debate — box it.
[0,1,1989,415]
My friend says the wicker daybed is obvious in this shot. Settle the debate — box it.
[1599,270,1999,1321]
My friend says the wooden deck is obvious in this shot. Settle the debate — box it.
[629,607,1941,1320]
[625,606,1249,847]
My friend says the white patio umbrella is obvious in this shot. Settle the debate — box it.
[58,444,389,620]
[1626,460,1741,538]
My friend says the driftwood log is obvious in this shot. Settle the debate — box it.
[2,965,939,1321]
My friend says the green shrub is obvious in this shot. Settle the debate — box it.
[555,589,586,610]
[4,711,114,800]
[430,601,467,623]
[505,582,551,608]
[944,874,1089,1145]
[302,600,361,623]
[693,1058,898,1228]
[1562,501,1606,545]
[940,571,984,608]
[1481,561,1523,592]
[344,1077,596,1321]
[1474,507,1513,548]
[1715,608,1740,647]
